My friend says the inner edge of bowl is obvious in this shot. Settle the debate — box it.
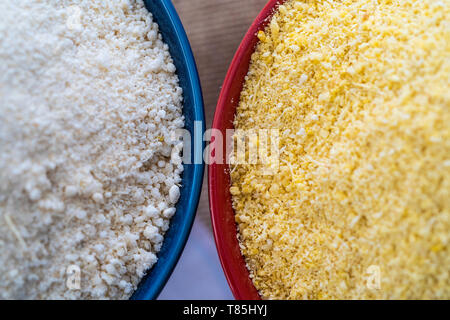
[209,0,287,301]
[131,0,205,300]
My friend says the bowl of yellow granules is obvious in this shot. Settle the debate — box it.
[209,0,450,300]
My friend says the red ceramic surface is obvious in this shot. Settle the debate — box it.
[209,0,286,300]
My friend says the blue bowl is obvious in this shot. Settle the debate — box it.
[131,0,205,300]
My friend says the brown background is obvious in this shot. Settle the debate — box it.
[160,0,269,299]
[172,0,268,227]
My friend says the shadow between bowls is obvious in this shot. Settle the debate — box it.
[208,0,286,300]
[131,0,205,300]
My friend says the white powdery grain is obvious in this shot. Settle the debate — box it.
[0,0,184,299]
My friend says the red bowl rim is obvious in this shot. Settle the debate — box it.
[209,0,286,300]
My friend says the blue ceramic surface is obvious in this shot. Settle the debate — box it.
[131,0,205,300]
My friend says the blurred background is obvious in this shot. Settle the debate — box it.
[159,0,268,299]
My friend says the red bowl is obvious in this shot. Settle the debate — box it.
[209,0,286,300]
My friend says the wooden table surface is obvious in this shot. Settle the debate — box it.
[172,0,268,228]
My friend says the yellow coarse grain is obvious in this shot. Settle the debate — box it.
[230,0,450,299]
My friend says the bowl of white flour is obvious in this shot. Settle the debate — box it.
[0,0,204,300]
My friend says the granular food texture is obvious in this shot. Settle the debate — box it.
[231,0,450,299]
[0,0,184,299]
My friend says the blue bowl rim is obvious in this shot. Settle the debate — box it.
[131,0,205,300]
